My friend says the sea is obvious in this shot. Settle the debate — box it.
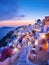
[0,27,16,40]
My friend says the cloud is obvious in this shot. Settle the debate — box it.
[0,0,18,21]
[19,15,25,18]
[17,14,25,20]
[11,14,25,20]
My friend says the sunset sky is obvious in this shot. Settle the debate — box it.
[0,0,49,26]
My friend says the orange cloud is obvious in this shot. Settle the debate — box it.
[0,20,35,26]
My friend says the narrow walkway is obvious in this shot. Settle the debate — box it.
[12,46,36,65]
[10,46,49,65]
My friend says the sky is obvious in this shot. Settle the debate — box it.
[0,0,49,26]
[18,0,49,19]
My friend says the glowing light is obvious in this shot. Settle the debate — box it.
[40,33,46,39]
[13,48,19,54]
[44,42,48,51]
[28,41,31,45]
[35,39,38,46]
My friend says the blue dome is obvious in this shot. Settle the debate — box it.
[37,19,41,21]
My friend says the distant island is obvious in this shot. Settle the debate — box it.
[0,26,16,28]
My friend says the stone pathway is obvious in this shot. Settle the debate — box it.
[12,46,37,65]
[12,46,49,65]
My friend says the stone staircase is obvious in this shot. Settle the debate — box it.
[13,46,36,65]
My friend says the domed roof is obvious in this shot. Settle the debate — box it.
[37,19,41,21]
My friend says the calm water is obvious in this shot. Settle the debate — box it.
[0,27,16,40]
